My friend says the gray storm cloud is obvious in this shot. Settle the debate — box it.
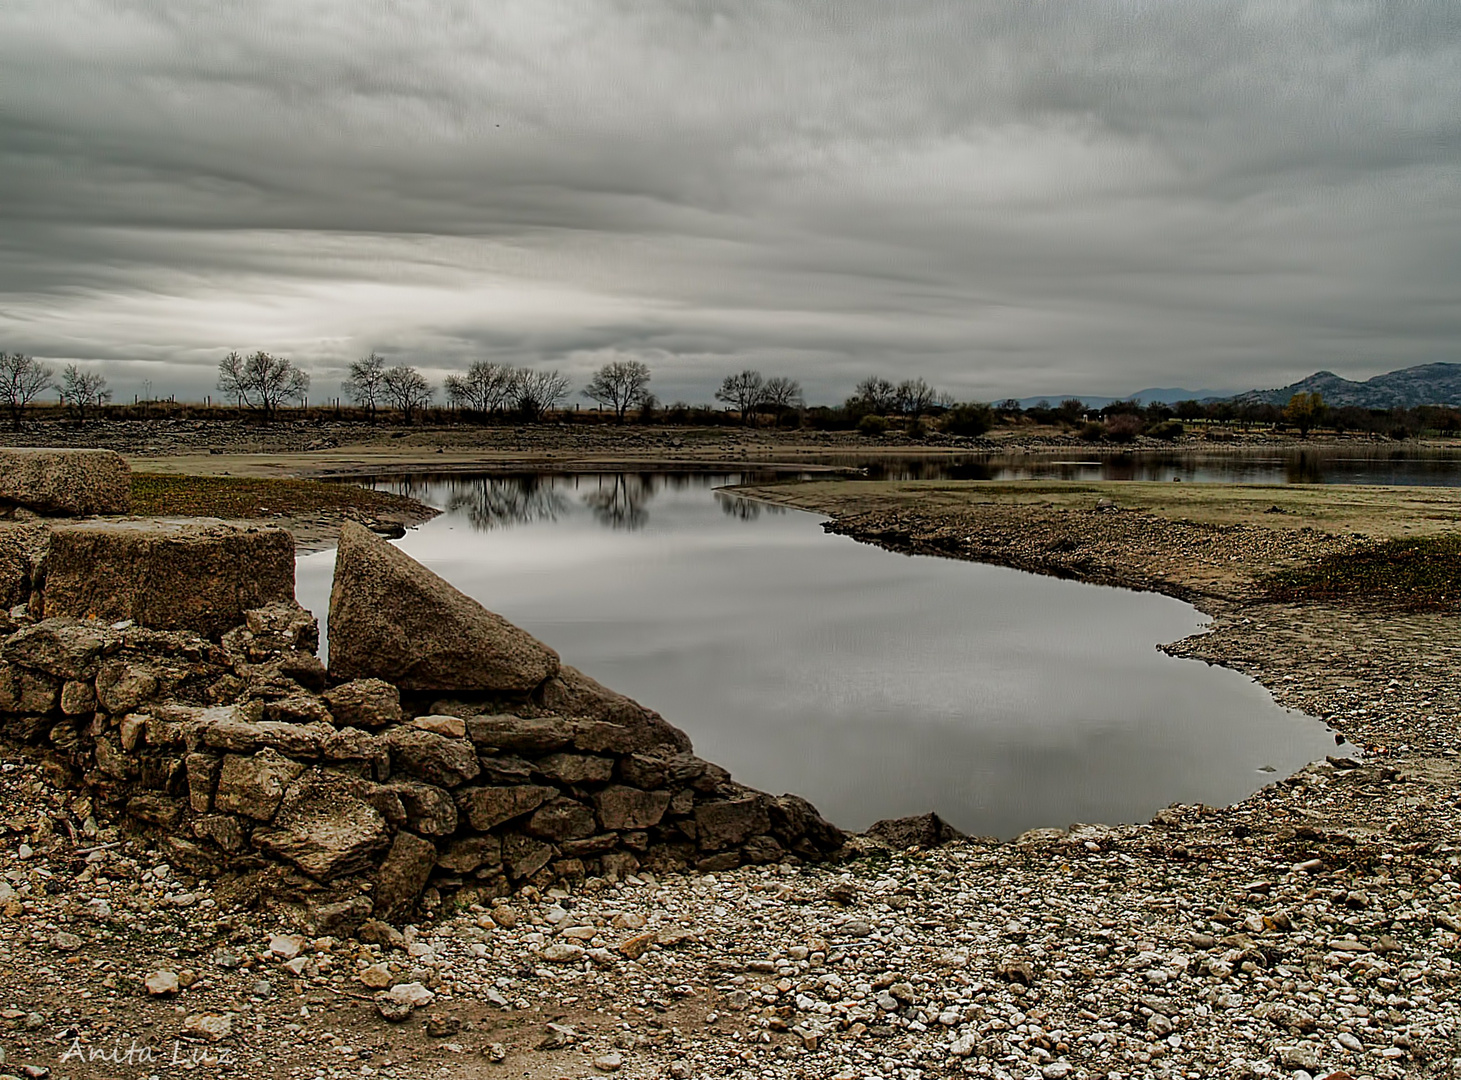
[1,1,1457,403]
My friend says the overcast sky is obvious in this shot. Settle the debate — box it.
[2,1,1458,405]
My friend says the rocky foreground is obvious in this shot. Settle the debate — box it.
[2,467,1461,1080]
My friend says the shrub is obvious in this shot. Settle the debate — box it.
[1148,420,1184,441]
[942,402,994,437]
[858,414,890,436]
[1079,421,1105,442]
[1104,414,1144,442]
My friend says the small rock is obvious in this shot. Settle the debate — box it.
[359,963,392,989]
[376,997,413,1023]
[593,1052,623,1072]
[51,932,81,952]
[541,943,584,963]
[386,981,434,1008]
[268,934,305,960]
[181,1013,233,1043]
[424,1015,461,1038]
[144,970,180,996]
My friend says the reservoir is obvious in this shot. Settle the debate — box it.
[296,471,1348,837]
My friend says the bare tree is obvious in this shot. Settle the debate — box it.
[383,365,434,424]
[60,364,112,422]
[714,370,766,425]
[217,351,247,408]
[761,375,804,420]
[217,351,309,418]
[343,352,387,420]
[852,375,897,413]
[445,361,517,420]
[894,378,942,417]
[0,353,54,430]
[514,368,570,421]
[581,359,652,423]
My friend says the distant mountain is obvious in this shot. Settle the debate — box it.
[1015,387,1233,410]
[1233,363,1461,409]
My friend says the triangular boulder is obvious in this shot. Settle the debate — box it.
[328,520,559,692]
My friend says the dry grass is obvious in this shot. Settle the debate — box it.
[129,473,425,520]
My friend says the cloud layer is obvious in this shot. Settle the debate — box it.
[2,1,1458,402]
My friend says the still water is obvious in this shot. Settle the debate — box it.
[296,472,1347,837]
[849,446,1461,485]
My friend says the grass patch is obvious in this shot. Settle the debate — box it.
[130,473,426,520]
[1265,533,1461,610]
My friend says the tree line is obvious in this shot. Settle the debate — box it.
[3,347,1459,439]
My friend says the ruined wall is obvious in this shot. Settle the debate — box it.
[0,504,845,933]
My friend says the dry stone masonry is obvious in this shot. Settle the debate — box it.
[0,514,844,934]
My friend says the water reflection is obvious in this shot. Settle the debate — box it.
[369,471,797,531]
[439,476,572,530]
[847,446,1461,485]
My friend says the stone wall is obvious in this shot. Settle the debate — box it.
[0,516,845,933]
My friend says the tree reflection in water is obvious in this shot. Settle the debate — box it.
[716,492,785,521]
[364,471,801,532]
[581,473,655,530]
[441,475,573,530]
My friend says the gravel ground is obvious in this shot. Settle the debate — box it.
[3,481,1460,1080]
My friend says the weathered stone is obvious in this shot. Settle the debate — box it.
[741,834,784,863]
[262,695,333,726]
[244,602,319,652]
[322,679,402,729]
[457,785,556,830]
[277,650,328,691]
[59,679,96,715]
[527,798,599,842]
[127,794,185,828]
[436,835,502,874]
[667,788,695,816]
[321,726,384,763]
[600,851,640,880]
[40,520,294,638]
[118,714,147,751]
[467,714,575,754]
[373,831,438,920]
[95,662,160,714]
[0,662,59,713]
[696,851,741,873]
[694,796,771,851]
[559,834,619,857]
[93,734,135,779]
[770,794,846,853]
[193,813,247,852]
[250,773,390,880]
[595,786,671,831]
[185,752,221,812]
[384,726,480,787]
[477,754,534,784]
[537,665,691,752]
[2,620,117,680]
[328,521,559,692]
[0,448,130,516]
[214,749,305,821]
[500,833,556,879]
[536,752,615,786]
[49,717,82,752]
[340,780,402,829]
[411,714,467,737]
[864,811,962,850]
[200,713,265,752]
[384,780,458,836]
[0,523,50,610]
[255,720,332,758]
[618,752,707,790]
